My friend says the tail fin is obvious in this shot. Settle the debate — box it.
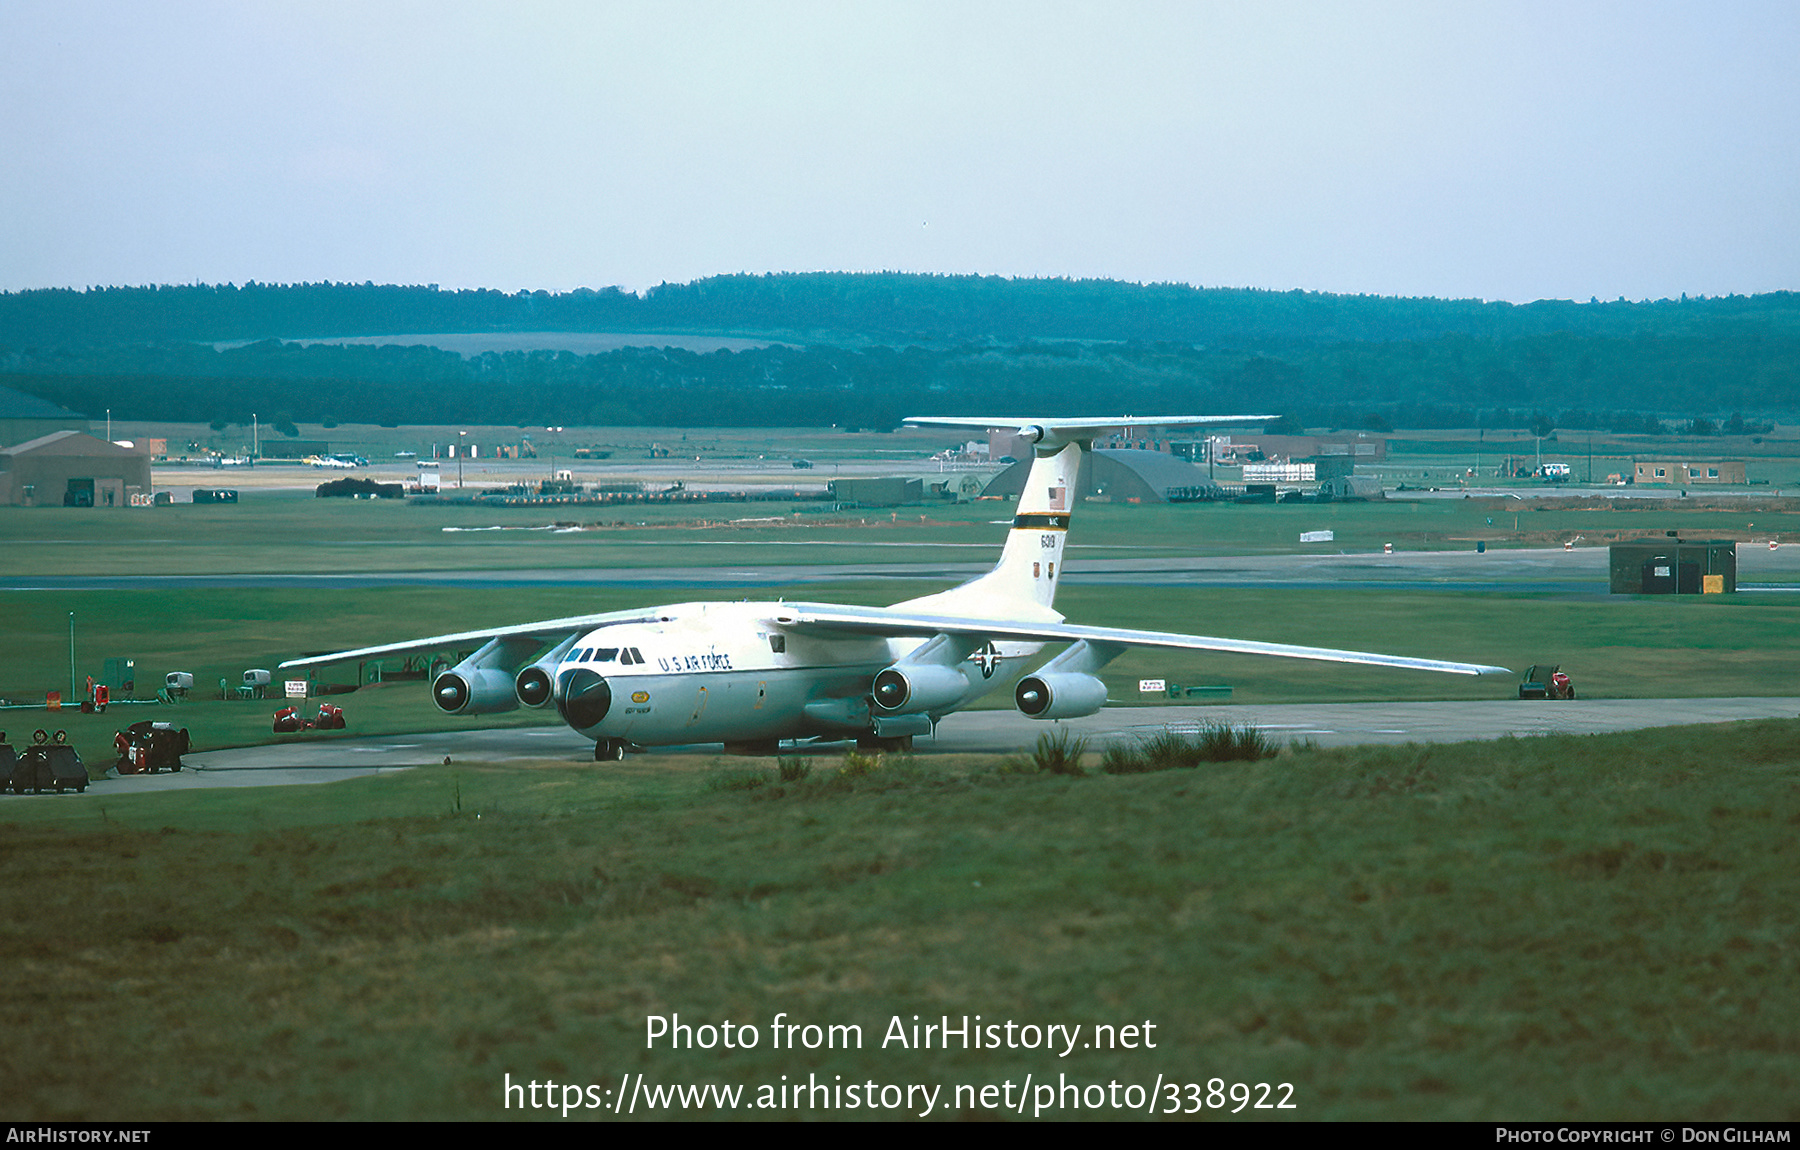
[896,415,1275,621]
[893,438,1081,621]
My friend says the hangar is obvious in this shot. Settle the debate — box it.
[984,448,1215,503]
[0,430,153,507]
[0,383,89,448]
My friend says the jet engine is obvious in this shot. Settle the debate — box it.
[432,667,519,715]
[430,635,544,716]
[1011,638,1119,719]
[1013,671,1108,719]
[555,667,612,730]
[515,634,580,709]
[870,663,970,715]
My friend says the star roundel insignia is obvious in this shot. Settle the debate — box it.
[972,642,1002,679]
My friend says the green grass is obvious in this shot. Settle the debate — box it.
[9,484,1800,576]
[1,722,1795,1120]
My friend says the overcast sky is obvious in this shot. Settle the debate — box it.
[3,1,1796,303]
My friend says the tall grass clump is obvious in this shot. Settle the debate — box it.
[1197,721,1272,761]
[777,755,811,782]
[1101,723,1274,774]
[1029,729,1089,776]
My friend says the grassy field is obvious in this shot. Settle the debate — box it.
[2,721,1795,1120]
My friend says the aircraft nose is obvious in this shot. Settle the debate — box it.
[555,667,612,730]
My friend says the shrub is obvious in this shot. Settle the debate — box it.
[839,750,882,779]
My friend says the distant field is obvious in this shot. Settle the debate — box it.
[277,331,797,355]
[8,485,1800,577]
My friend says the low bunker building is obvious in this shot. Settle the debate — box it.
[1608,538,1737,594]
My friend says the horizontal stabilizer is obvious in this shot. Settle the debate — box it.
[905,413,1278,446]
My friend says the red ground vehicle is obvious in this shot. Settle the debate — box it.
[273,704,347,733]
[113,721,190,773]
[1519,664,1576,700]
[273,706,306,733]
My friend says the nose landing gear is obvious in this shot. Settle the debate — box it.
[594,739,627,762]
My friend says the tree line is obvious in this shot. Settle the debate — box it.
[4,274,1799,350]
[4,324,1796,432]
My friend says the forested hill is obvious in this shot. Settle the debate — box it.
[3,275,1798,430]
[4,274,1799,348]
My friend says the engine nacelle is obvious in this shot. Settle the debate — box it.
[1014,671,1107,720]
[432,667,520,715]
[514,665,554,709]
[555,668,613,730]
[871,663,970,715]
[515,634,580,708]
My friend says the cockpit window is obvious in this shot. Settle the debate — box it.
[571,649,590,663]
[593,648,620,663]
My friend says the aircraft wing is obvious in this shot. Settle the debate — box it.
[772,603,1509,677]
[276,609,671,670]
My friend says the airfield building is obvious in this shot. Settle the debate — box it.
[1203,433,1387,465]
[829,477,926,507]
[0,430,153,507]
[1632,459,1747,485]
[984,448,1216,504]
[1608,538,1737,595]
[0,384,89,449]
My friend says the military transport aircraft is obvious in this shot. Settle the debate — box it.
[279,415,1508,760]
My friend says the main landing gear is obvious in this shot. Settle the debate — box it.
[593,739,627,762]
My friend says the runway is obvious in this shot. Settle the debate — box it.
[121,695,1798,790]
[9,545,1800,593]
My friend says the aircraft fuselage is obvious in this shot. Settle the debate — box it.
[549,601,1036,746]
